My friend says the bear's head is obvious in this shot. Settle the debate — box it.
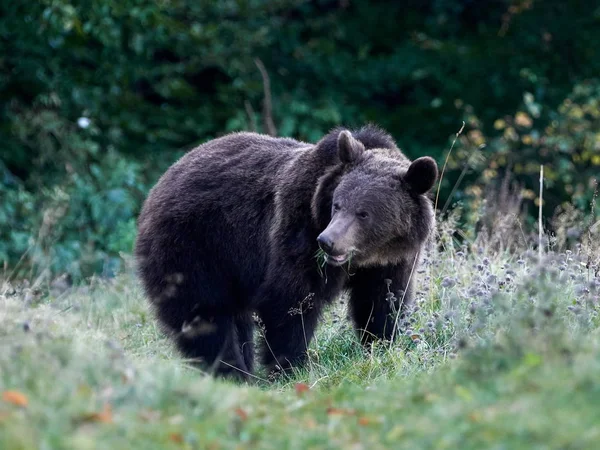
[314,130,437,267]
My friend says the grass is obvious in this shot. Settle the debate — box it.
[1,243,600,449]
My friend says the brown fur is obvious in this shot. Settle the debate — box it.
[135,125,437,380]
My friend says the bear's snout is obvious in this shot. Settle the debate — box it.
[317,228,353,266]
[317,233,335,254]
[317,214,357,262]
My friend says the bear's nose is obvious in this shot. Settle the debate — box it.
[317,234,334,254]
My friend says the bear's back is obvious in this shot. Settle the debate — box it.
[135,133,312,298]
[140,133,308,222]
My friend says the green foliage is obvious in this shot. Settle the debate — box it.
[0,152,145,278]
[0,172,37,269]
[1,0,600,276]
[448,80,600,235]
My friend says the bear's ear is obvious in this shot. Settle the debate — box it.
[338,130,365,164]
[404,157,438,195]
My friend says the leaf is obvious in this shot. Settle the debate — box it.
[169,433,184,443]
[303,417,318,429]
[2,390,28,407]
[326,407,356,416]
[358,416,372,426]
[139,409,161,422]
[295,383,310,395]
[468,411,482,422]
[79,404,113,424]
[234,407,248,421]
[515,111,533,128]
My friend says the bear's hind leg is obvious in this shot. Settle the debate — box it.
[236,312,255,376]
[173,313,250,380]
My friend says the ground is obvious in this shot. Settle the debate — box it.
[1,241,599,449]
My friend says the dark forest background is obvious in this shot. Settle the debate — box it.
[1,0,599,278]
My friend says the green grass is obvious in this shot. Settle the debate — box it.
[1,246,600,449]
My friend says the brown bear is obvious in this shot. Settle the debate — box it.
[135,125,437,380]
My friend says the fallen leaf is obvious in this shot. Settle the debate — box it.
[295,383,310,395]
[2,391,28,407]
[468,411,482,422]
[326,407,356,416]
[79,403,113,424]
[303,417,317,429]
[139,409,161,422]
[234,407,248,421]
[358,416,371,426]
[169,433,184,443]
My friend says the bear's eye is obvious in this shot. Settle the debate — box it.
[357,211,369,219]
[332,203,341,212]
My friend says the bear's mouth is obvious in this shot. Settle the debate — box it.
[325,253,351,266]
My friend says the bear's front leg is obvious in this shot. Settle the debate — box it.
[348,258,416,345]
[257,297,322,378]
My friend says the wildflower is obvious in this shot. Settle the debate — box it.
[77,117,91,128]
[441,277,456,288]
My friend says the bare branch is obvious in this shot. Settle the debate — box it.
[244,100,257,132]
[254,58,277,136]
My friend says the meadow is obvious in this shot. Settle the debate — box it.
[3,2,600,448]
[1,220,599,450]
